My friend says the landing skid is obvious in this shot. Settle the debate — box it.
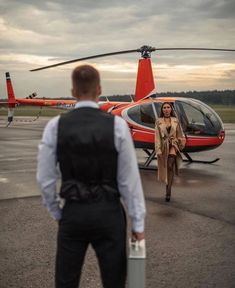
[182,152,220,164]
[138,149,220,170]
[138,149,157,170]
[6,121,12,127]
[5,107,42,127]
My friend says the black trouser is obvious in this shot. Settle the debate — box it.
[55,198,127,288]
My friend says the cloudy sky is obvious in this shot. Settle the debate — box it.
[0,0,235,99]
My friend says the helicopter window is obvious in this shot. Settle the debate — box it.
[153,102,163,117]
[175,100,222,136]
[127,103,156,128]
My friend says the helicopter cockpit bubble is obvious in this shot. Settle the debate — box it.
[174,98,223,136]
[126,98,223,139]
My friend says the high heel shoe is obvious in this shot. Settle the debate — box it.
[165,185,171,202]
[165,195,171,202]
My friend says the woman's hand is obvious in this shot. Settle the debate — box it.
[178,137,186,150]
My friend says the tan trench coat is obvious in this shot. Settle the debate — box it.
[155,117,186,184]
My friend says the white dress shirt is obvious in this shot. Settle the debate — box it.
[37,101,146,232]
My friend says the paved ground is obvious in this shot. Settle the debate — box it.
[0,117,235,288]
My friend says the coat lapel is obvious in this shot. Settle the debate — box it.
[158,118,168,136]
[169,118,177,137]
[159,117,177,137]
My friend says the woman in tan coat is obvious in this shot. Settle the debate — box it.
[155,102,186,202]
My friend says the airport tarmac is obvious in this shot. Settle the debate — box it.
[0,116,235,288]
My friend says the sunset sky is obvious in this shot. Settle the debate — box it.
[0,0,235,98]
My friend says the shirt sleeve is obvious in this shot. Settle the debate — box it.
[36,116,62,220]
[114,116,146,233]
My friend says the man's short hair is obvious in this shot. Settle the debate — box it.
[72,65,100,98]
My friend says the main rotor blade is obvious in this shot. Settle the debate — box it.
[30,46,235,72]
[154,47,235,52]
[30,49,138,71]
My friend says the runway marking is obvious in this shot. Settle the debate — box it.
[0,155,36,161]
[187,179,200,184]
[0,158,27,161]
[0,177,9,183]
[0,169,36,174]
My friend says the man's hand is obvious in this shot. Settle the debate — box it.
[131,231,145,241]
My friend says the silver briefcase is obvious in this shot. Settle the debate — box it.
[127,239,146,288]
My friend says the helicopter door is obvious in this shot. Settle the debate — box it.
[139,102,163,127]
[125,103,156,129]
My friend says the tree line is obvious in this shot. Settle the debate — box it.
[1,90,235,105]
[99,90,235,105]
[155,90,235,105]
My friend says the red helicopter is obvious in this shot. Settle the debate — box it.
[3,45,235,167]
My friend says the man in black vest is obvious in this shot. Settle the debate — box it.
[37,65,146,288]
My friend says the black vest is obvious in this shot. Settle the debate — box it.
[57,107,119,201]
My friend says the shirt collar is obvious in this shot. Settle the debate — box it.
[75,100,99,109]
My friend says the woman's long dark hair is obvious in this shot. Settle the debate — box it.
[160,102,175,117]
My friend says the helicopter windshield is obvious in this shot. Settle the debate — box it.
[174,99,223,136]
